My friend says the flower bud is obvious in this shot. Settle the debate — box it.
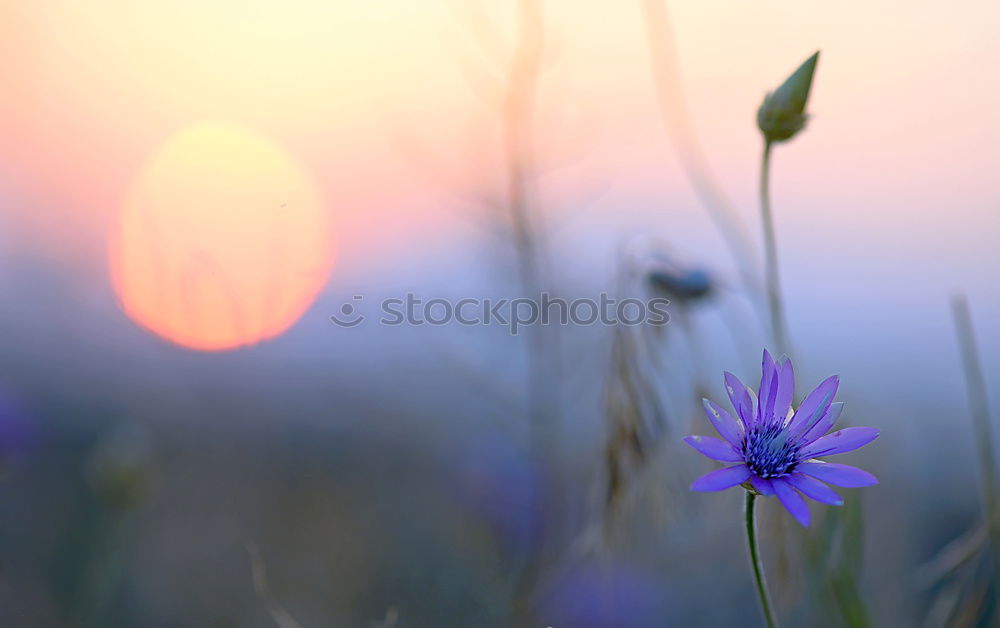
[757,51,819,143]
[648,267,713,302]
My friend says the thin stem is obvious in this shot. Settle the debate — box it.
[745,491,779,628]
[503,0,554,437]
[641,0,761,298]
[504,0,559,621]
[950,295,1000,584]
[759,139,789,355]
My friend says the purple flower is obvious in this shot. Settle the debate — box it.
[0,386,36,470]
[685,350,879,527]
[538,564,663,627]
[451,434,544,551]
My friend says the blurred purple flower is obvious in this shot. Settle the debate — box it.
[537,564,662,628]
[451,434,544,551]
[0,386,36,470]
[685,350,879,527]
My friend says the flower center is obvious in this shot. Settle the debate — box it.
[742,424,798,479]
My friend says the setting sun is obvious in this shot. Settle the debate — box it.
[109,121,333,351]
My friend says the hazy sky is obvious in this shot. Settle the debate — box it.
[0,0,997,363]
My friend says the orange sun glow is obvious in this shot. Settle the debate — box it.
[109,121,333,351]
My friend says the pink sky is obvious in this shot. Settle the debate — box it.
[1,1,998,347]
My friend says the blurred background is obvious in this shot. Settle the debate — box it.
[1,1,999,626]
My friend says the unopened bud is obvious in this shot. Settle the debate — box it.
[648,268,713,301]
[757,51,819,143]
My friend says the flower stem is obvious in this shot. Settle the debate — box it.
[745,491,779,628]
[641,0,761,298]
[951,295,1000,587]
[759,139,789,355]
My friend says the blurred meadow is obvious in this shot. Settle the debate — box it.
[2,1,1000,626]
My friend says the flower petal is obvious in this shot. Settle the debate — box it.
[684,435,742,462]
[724,372,755,428]
[772,478,811,527]
[758,350,779,424]
[800,402,845,445]
[750,476,775,496]
[797,462,879,487]
[786,473,843,506]
[690,464,752,492]
[787,375,839,437]
[745,385,759,420]
[702,399,743,447]
[800,427,880,458]
[774,357,795,427]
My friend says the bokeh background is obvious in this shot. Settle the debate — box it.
[1,1,999,626]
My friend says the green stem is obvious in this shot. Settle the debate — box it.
[745,491,779,628]
[759,140,789,355]
[951,295,1000,586]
